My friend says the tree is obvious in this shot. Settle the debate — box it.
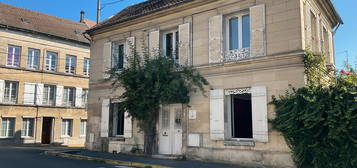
[107,49,209,155]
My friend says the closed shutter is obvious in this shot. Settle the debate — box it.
[250,4,266,57]
[251,86,268,142]
[123,111,132,138]
[23,83,37,105]
[101,99,110,137]
[75,87,83,107]
[305,4,312,48]
[149,30,160,58]
[178,23,191,66]
[103,42,112,79]
[56,85,63,106]
[209,15,223,64]
[125,37,136,68]
[0,80,4,103]
[36,83,44,105]
[210,89,225,140]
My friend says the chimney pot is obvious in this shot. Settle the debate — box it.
[80,10,85,23]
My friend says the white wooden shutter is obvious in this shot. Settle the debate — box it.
[209,15,223,64]
[125,37,136,68]
[101,99,110,137]
[179,23,191,66]
[250,4,266,57]
[23,83,37,105]
[210,89,225,140]
[149,30,160,58]
[251,86,268,142]
[0,80,4,103]
[123,111,132,138]
[75,87,83,107]
[36,83,44,105]
[103,42,112,79]
[55,85,63,106]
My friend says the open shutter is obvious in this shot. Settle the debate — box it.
[75,87,83,107]
[101,99,110,137]
[0,80,4,103]
[179,23,191,66]
[36,83,44,105]
[149,30,160,58]
[209,15,223,64]
[250,4,266,57]
[210,89,225,140]
[251,86,268,142]
[125,37,136,68]
[56,85,63,106]
[23,83,36,105]
[123,111,132,138]
[103,42,112,79]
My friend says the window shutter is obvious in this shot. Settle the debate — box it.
[123,111,132,138]
[210,89,225,140]
[75,87,83,107]
[103,42,112,79]
[0,80,4,103]
[209,15,223,64]
[305,4,312,48]
[251,86,268,142]
[101,99,110,137]
[250,4,266,57]
[23,83,37,105]
[125,37,136,68]
[179,23,191,66]
[149,30,160,58]
[36,83,44,105]
[56,85,63,106]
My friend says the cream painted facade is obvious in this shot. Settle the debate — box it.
[0,29,90,146]
[86,0,341,167]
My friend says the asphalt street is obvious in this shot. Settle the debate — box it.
[0,147,131,168]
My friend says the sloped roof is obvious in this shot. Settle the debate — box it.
[0,3,91,44]
[87,0,194,34]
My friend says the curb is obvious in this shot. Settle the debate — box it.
[44,151,171,168]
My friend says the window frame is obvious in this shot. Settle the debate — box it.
[83,58,90,76]
[110,102,125,137]
[80,119,87,137]
[162,29,179,62]
[21,118,35,138]
[61,119,73,137]
[111,41,126,69]
[65,55,77,74]
[4,81,19,104]
[45,51,58,72]
[0,117,15,138]
[6,45,21,67]
[63,87,76,107]
[225,12,250,52]
[42,85,56,106]
[27,48,40,70]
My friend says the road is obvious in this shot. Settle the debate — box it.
[0,146,131,168]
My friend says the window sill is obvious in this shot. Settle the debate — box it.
[109,136,125,141]
[21,136,34,139]
[61,135,72,138]
[0,137,15,139]
[224,139,255,147]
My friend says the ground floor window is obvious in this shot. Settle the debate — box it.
[80,120,87,136]
[21,118,34,137]
[61,119,73,137]
[110,102,124,136]
[231,93,253,139]
[0,118,15,137]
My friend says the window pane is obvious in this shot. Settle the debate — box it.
[175,31,179,60]
[229,18,239,50]
[65,55,76,74]
[7,46,20,67]
[7,47,14,66]
[80,120,87,136]
[46,52,57,71]
[83,59,90,76]
[242,15,250,48]
[165,33,173,58]
[118,45,124,69]
[28,49,40,69]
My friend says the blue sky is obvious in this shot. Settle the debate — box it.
[1,0,355,69]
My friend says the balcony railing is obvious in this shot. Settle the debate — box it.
[224,48,250,62]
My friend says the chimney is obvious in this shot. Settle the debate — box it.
[80,10,85,23]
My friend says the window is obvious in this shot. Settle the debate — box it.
[83,58,90,76]
[21,118,34,137]
[27,48,40,70]
[82,89,88,108]
[61,119,73,137]
[80,120,87,136]
[110,102,124,136]
[230,93,252,139]
[43,85,56,106]
[63,87,76,107]
[322,27,330,57]
[0,118,15,138]
[65,55,76,74]
[227,14,250,51]
[112,42,125,69]
[4,81,18,103]
[7,45,21,67]
[45,51,58,71]
[163,30,179,61]
[310,12,318,52]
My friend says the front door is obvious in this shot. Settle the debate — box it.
[158,104,183,155]
[41,117,53,144]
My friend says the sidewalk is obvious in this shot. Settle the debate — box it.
[45,149,252,168]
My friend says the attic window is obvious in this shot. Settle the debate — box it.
[20,18,31,24]
[74,30,82,35]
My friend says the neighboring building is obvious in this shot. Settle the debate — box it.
[85,0,342,167]
[0,3,93,146]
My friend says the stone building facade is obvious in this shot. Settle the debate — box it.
[85,0,342,167]
[0,3,93,146]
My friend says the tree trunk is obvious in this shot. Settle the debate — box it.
[143,111,159,155]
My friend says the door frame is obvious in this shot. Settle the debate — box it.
[41,117,53,144]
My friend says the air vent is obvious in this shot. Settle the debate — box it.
[20,18,31,24]
[74,30,82,35]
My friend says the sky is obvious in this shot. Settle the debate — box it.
[0,0,355,69]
